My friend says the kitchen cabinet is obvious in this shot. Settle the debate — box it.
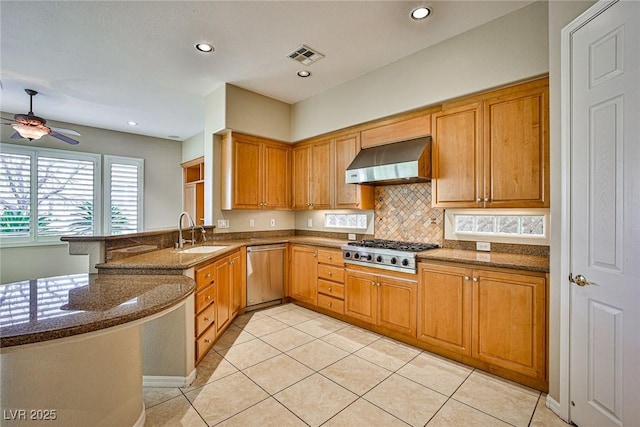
[289,244,318,305]
[417,261,546,384]
[417,263,472,356]
[360,114,431,149]
[182,157,204,225]
[432,77,549,208]
[292,139,332,210]
[230,250,243,317]
[194,261,216,363]
[316,248,345,315]
[221,132,291,210]
[345,269,417,337]
[334,133,374,209]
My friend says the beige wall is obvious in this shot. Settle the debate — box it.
[182,131,204,163]
[547,0,596,404]
[0,119,182,284]
[291,1,549,141]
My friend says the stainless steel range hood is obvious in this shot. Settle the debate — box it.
[345,136,432,185]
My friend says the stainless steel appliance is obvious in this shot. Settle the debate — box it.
[342,239,440,273]
[345,136,432,185]
[246,244,285,307]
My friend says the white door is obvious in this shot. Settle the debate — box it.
[566,1,640,426]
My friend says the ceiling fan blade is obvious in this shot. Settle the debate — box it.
[49,131,79,145]
[50,126,81,137]
[10,131,23,139]
[1,116,15,123]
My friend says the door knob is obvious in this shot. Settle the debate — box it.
[569,273,590,287]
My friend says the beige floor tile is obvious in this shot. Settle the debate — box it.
[240,316,289,337]
[144,394,207,427]
[364,374,448,427]
[321,325,380,353]
[143,387,182,409]
[324,398,410,427]
[259,327,315,352]
[212,325,256,351]
[243,353,314,394]
[354,337,421,371]
[184,372,269,425]
[321,354,392,395]
[396,352,473,396]
[452,371,540,427]
[232,310,268,327]
[286,339,349,371]
[292,316,348,338]
[427,399,511,426]
[216,397,306,427]
[267,307,320,325]
[181,350,238,392]
[274,373,357,427]
[530,394,572,427]
[257,303,297,316]
[217,338,281,370]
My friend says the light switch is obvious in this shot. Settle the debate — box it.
[249,219,255,228]
[270,218,276,227]
[476,241,491,251]
[307,218,313,228]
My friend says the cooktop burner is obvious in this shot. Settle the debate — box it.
[347,239,440,252]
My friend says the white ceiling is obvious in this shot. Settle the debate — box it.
[0,1,534,142]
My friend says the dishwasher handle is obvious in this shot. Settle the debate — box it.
[246,244,286,253]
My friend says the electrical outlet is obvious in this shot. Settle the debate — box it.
[348,233,357,240]
[307,218,313,228]
[217,219,229,229]
[476,241,491,251]
[270,218,276,227]
[249,219,255,228]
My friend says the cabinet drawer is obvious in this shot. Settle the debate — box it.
[317,293,345,315]
[318,264,344,283]
[195,284,215,313]
[317,249,343,266]
[196,326,217,362]
[195,264,215,290]
[196,303,216,337]
[318,280,345,299]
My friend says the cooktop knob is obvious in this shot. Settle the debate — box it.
[344,251,351,258]
[390,257,397,265]
[402,258,410,266]
[376,255,383,262]
[366,254,373,261]
[354,253,361,260]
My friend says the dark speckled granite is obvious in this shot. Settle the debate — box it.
[418,248,549,273]
[0,273,195,347]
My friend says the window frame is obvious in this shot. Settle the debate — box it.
[103,155,144,235]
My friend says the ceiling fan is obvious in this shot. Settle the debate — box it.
[1,89,81,145]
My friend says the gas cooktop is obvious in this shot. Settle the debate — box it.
[346,239,440,252]
[342,239,440,273]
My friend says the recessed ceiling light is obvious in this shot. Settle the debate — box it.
[127,121,138,126]
[195,43,214,53]
[297,70,311,78]
[411,7,431,20]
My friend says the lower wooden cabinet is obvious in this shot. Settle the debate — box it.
[289,245,318,305]
[345,269,417,337]
[418,262,547,384]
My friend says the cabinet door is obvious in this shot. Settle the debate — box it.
[263,142,291,209]
[432,102,483,207]
[344,271,377,324]
[484,84,549,207]
[377,275,417,337]
[417,263,472,355]
[472,270,546,380]
[232,136,262,209]
[229,251,243,317]
[214,256,232,334]
[310,139,333,209]
[290,245,317,305]
[292,145,311,209]
[360,114,431,148]
[334,134,374,209]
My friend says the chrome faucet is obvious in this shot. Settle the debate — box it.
[197,225,207,242]
[177,211,195,248]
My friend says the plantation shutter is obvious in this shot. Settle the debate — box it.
[105,156,143,235]
[0,152,32,237]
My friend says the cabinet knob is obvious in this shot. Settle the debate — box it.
[328,271,332,276]
[204,339,211,343]
[205,273,211,278]
[464,276,470,281]
[472,277,478,282]
[328,287,332,292]
[204,317,210,321]
[328,302,333,307]
[327,256,332,260]
[371,281,376,286]
[476,198,481,202]
[484,197,489,202]
[313,253,317,257]
[206,295,212,300]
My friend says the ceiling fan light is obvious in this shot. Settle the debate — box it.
[12,123,48,140]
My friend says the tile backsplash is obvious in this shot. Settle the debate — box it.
[375,182,443,244]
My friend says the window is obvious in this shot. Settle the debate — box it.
[445,209,549,245]
[324,213,368,229]
[0,144,144,246]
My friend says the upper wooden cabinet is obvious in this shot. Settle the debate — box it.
[292,138,333,209]
[432,77,549,208]
[334,133,374,209]
[221,132,291,210]
[360,114,431,149]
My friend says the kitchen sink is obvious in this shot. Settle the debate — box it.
[179,245,227,254]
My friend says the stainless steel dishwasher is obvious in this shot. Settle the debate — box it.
[246,244,286,308]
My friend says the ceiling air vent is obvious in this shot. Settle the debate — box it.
[287,45,324,66]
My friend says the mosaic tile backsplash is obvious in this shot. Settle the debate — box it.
[375,182,444,244]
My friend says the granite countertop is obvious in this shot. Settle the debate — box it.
[97,236,348,270]
[417,248,549,273]
[0,273,195,347]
